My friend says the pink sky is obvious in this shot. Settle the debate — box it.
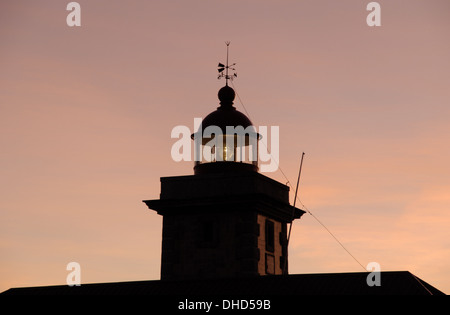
[1,0,449,293]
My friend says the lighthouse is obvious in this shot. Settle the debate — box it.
[144,43,305,280]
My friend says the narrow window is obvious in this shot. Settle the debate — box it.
[265,219,274,252]
[265,253,275,275]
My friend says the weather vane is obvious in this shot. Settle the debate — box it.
[217,41,237,85]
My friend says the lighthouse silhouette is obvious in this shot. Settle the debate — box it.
[144,43,305,280]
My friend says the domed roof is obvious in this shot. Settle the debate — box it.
[192,85,257,138]
[201,106,254,131]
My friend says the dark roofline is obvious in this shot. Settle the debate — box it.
[1,271,445,296]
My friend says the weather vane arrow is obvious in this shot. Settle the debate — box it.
[218,41,237,85]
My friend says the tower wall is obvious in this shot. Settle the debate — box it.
[144,171,304,280]
[161,210,260,280]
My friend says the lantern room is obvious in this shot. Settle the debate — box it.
[191,84,261,175]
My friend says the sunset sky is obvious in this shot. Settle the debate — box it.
[1,0,449,294]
